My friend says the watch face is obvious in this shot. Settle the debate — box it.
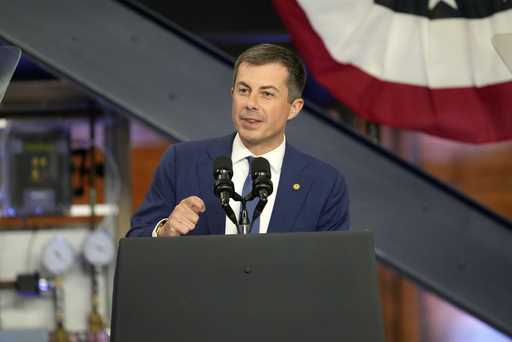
[41,237,76,276]
[83,229,115,267]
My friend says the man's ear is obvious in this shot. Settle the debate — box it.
[230,87,234,96]
[287,98,304,120]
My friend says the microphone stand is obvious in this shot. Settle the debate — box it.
[219,187,269,235]
[226,192,255,235]
[214,172,269,235]
[214,157,272,235]
[238,192,266,235]
[239,198,250,235]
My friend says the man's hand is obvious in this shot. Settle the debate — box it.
[157,196,206,237]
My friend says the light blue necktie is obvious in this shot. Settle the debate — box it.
[241,156,260,234]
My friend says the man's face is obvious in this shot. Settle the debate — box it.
[231,62,304,155]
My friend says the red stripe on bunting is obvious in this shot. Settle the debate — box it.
[273,0,512,143]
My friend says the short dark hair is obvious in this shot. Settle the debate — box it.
[233,44,307,102]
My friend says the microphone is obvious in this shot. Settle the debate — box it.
[213,156,238,227]
[251,157,273,202]
[247,157,273,232]
[213,156,235,206]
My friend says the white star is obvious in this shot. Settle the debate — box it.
[429,0,458,10]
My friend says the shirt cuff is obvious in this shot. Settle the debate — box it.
[152,218,168,237]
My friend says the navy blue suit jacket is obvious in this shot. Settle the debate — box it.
[127,134,350,237]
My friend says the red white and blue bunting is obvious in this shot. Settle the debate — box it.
[274,0,512,143]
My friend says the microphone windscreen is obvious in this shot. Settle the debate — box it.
[252,157,271,176]
[213,156,233,177]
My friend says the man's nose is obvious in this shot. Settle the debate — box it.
[245,92,259,110]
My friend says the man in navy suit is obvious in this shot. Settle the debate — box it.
[127,44,349,237]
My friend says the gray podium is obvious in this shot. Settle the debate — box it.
[111,231,385,342]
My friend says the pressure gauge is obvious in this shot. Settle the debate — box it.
[41,237,76,276]
[83,229,115,267]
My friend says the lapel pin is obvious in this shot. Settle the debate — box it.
[292,183,301,191]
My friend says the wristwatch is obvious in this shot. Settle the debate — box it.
[155,218,168,237]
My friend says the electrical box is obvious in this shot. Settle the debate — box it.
[2,123,71,216]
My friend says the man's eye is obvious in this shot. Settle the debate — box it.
[262,91,274,98]
[238,88,249,94]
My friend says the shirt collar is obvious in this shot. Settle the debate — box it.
[231,133,286,173]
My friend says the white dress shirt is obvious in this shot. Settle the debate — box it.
[225,133,285,234]
[153,134,286,236]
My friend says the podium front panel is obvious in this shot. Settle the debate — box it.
[112,231,385,342]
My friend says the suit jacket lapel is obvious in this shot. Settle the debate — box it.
[198,134,234,235]
[268,144,311,233]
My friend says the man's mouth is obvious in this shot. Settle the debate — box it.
[240,116,263,128]
[243,118,261,124]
